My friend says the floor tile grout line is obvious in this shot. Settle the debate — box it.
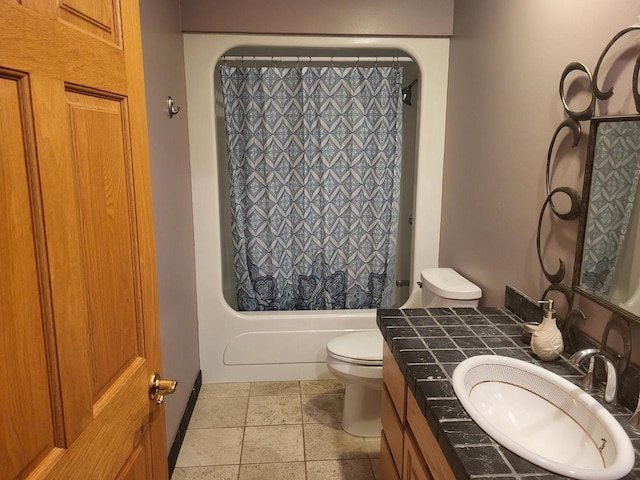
[237,384,253,476]
[300,386,309,479]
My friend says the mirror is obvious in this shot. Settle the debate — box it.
[574,115,640,321]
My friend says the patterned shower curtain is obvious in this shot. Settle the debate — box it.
[220,65,403,311]
[581,120,640,296]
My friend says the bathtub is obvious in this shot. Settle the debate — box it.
[183,33,450,382]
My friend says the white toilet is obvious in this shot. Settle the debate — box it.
[325,267,482,437]
[326,331,383,437]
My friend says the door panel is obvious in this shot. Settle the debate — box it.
[1,1,168,478]
[29,360,152,479]
[65,91,141,400]
[117,443,151,480]
[31,75,96,445]
[2,3,127,92]
[0,71,59,480]
[58,0,121,45]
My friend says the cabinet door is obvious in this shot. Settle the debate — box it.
[380,432,401,480]
[383,342,406,420]
[382,384,404,471]
[403,430,433,480]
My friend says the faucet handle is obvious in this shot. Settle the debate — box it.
[579,357,596,390]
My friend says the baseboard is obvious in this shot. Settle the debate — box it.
[168,370,202,477]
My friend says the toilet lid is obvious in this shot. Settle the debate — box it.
[326,331,383,366]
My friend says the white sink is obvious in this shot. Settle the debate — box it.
[452,355,635,480]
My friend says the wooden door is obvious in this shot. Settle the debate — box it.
[1,1,169,479]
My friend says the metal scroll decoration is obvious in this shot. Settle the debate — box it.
[537,26,640,329]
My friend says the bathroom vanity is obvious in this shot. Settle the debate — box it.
[381,340,455,480]
[377,307,640,480]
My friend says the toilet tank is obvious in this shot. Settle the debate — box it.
[421,268,482,308]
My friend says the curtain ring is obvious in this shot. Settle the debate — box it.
[297,55,300,69]
[331,56,334,68]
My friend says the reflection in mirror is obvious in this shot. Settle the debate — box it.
[575,116,640,319]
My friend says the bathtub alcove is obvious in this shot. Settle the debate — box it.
[183,34,450,382]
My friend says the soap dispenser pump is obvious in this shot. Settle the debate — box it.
[530,299,564,361]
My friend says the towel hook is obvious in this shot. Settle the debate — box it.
[167,96,180,118]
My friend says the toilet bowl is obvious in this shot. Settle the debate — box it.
[325,268,482,437]
[326,330,383,437]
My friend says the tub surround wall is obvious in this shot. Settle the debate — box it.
[180,0,453,37]
[184,34,450,382]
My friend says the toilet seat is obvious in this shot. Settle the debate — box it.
[326,331,383,366]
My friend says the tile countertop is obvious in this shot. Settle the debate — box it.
[376,307,640,480]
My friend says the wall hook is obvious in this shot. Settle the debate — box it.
[167,96,181,118]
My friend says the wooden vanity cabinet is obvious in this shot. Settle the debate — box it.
[381,343,456,480]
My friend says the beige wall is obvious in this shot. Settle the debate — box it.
[442,1,640,358]
[139,0,200,450]
[180,0,453,36]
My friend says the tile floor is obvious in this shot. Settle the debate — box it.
[173,379,381,480]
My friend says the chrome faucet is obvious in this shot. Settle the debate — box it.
[569,348,619,403]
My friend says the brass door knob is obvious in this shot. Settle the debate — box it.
[149,372,177,405]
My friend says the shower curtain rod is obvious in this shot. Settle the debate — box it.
[221,55,413,64]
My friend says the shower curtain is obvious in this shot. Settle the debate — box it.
[221,64,403,311]
[581,120,640,296]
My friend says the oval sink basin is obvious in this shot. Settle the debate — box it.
[452,355,634,480]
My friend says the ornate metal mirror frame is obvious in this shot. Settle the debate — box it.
[538,26,640,349]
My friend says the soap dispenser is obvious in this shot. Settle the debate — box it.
[530,299,564,361]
